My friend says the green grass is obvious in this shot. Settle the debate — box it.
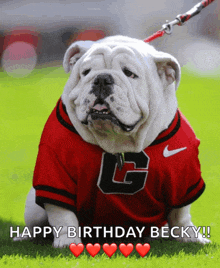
[0,65,220,267]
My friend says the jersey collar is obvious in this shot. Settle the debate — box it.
[56,98,79,134]
[149,110,180,146]
[57,98,180,147]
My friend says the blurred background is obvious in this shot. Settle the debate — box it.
[0,0,219,77]
[1,1,220,247]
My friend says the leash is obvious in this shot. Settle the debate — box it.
[115,0,215,170]
[144,0,216,43]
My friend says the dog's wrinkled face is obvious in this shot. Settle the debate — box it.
[74,45,145,135]
[62,36,180,153]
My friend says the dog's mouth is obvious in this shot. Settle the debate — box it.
[82,101,140,132]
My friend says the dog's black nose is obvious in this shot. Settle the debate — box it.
[90,73,114,100]
[94,74,114,86]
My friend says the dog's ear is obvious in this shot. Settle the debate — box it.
[154,52,181,90]
[63,41,95,73]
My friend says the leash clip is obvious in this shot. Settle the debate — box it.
[161,18,180,35]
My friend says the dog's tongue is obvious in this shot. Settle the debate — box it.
[93,104,108,111]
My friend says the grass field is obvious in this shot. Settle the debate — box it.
[0,64,220,267]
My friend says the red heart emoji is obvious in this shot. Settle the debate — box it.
[69,243,84,257]
[135,243,150,257]
[103,243,117,257]
[119,243,134,257]
[86,243,101,257]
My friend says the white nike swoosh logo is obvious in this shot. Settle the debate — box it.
[163,145,187,157]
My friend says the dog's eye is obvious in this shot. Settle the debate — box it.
[82,69,91,76]
[123,68,138,79]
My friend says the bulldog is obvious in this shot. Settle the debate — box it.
[14,35,210,247]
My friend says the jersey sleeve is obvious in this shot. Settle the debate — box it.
[163,138,205,209]
[33,144,77,213]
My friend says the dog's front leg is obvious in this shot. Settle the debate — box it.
[45,204,82,248]
[168,205,210,244]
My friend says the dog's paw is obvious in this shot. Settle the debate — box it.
[176,232,211,245]
[13,234,32,242]
[196,235,211,245]
[53,234,82,248]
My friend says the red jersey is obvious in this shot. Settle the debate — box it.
[33,99,205,235]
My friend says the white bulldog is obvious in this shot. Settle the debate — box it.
[14,36,210,247]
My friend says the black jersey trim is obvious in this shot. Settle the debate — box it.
[35,185,77,202]
[36,196,77,214]
[57,99,180,147]
[149,111,181,146]
[56,99,79,135]
[186,177,203,195]
[172,182,205,209]
[62,102,68,115]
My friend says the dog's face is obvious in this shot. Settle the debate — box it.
[62,36,181,153]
